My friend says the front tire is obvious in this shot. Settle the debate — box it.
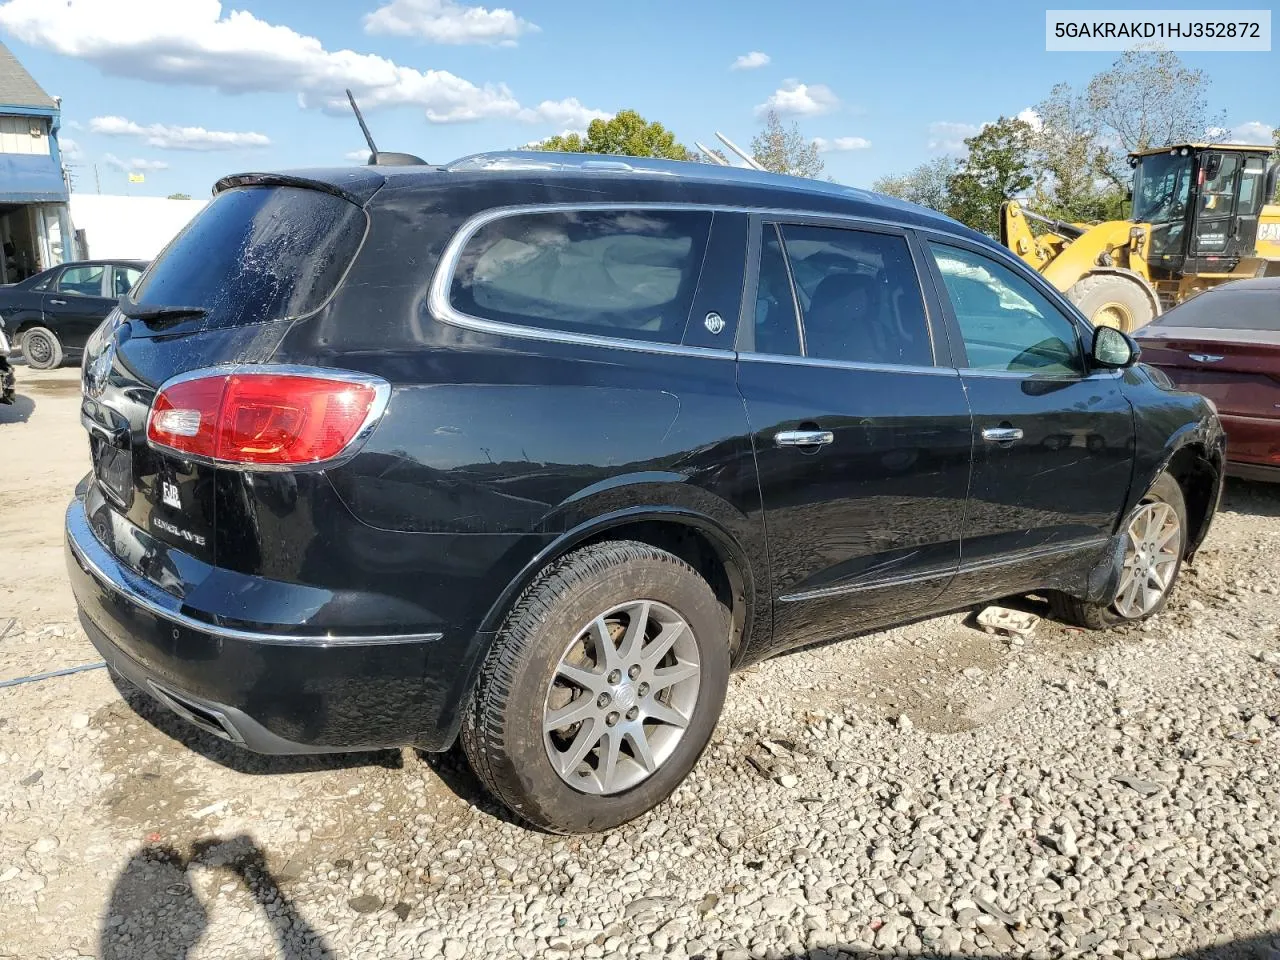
[21,326,63,370]
[1066,273,1156,333]
[1051,472,1187,629]
[461,540,730,833]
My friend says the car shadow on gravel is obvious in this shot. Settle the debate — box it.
[1222,477,1280,518]
[109,670,404,776]
[101,834,332,959]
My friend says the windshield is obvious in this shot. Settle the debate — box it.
[1133,153,1194,225]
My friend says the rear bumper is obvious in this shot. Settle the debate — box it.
[1226,461,1280,483]
[1220,413,1280,474]
[65,494,457,753]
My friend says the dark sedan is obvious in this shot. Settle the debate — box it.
[0,259,147,369]
[1136,278,1280,482]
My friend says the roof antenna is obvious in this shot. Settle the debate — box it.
[714,131,765,171]
[694,141,731,166]
[344,88,428,167]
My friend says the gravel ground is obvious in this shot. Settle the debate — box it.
[2,366,1279,960]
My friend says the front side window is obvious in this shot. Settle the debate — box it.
[449,209,712,345]
[929,243,1082,375]
[56,264,106,297]
[772,224,933,366]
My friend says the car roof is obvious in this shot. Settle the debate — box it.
[216,151,992,249]
[1198,277,1280,295]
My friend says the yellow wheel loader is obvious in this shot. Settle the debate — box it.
[1001,143,1280,331]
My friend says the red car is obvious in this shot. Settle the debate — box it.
[1136,278,1280,481]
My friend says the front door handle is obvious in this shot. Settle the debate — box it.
[1189,353,1224,363]
[982,425,1024,443]
[49,298,67,305]
[775,429,834,448]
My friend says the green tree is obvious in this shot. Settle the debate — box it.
[945,117,1035,237]
[1086,49,1224,188]
[532,110,690,160]
[1029,84,1124,223]
[872,156,957,212]
[750,110,824,179]
[166,192,192,200]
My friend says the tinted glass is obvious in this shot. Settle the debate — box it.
[779,225,932,366]
[752,225,802,356]
[57,265,105,297]
[1151,288,1280,331]
[113,266,141,297]
[450,210,711,344]
[1133,153,1193,224]
[129,186,365,329]
[929,243,1082,374]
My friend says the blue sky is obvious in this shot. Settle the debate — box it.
[1,0,1275,197]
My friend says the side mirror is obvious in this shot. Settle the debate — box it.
[1204,154,1222,180]
[1092,325,1140,369]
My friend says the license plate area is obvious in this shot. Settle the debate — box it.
[91,434,133,509]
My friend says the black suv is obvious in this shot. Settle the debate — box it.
[67,154,1225,833]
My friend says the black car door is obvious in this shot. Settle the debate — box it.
[736,217,973,653]
[920,237,1136,603]
[44,262,115,352]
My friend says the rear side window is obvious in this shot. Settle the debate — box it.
[113,266,141,297]
[771,224,933,367]
[449,209,712,344]
[128,186,365,329]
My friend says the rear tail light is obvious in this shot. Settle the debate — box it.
[147,367,388,467]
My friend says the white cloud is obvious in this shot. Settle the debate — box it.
[1226,120,1275,145]
[1016,107,1043,132]
[103,153,169,172]
[756,79,839,118]
[0,0,601,124]
[517,98,610,129]
[928,120,981,153]
[363,0,536,45]
[89,115,270,150]
[58,136,83,161]
[731,51,770,70]
[64,119,84,131]
[344,149,373,162]
[813,136,871,152]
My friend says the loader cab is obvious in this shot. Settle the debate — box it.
[1131,144,1278,279]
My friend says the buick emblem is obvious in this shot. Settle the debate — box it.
[703,312,725,335]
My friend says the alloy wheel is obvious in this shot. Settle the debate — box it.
[543,599,701,795]
[1114,500,1181,618]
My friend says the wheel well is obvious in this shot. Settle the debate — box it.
[576,520,749,659]
[1164,444,1219,555]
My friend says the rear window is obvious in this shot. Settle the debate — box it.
[449,209,712,344]
[1152,288,1280,331]
[129,185,365,329]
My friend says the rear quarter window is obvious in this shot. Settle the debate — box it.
[128,185,366,329]
[448,209,712,344]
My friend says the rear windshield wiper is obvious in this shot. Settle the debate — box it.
[119,296,207,326]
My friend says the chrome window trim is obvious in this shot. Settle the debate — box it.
[737,351,958,377]
[67,500,442,647]
[144,363,392,473]
[428,201,990,361]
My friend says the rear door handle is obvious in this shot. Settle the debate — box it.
[1189,353,1224,363]
[49,298,67,305]
[981,426,1024,443]
[775,429,834,448]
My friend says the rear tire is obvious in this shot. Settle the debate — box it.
[1066,273,1156,333]
[21,326,63,370]
[461,540,730,833]
[1050,472,1187,629]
